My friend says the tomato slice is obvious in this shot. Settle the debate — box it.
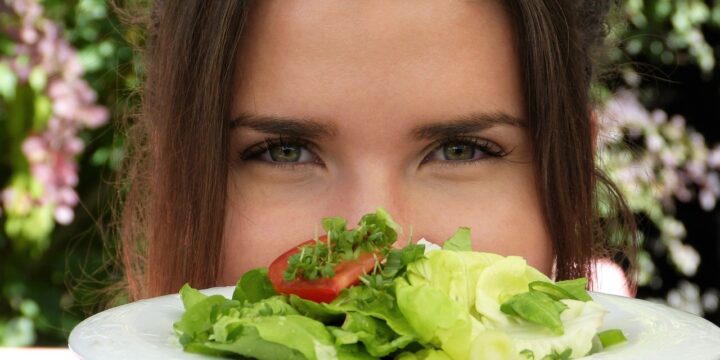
[267,235,380,303]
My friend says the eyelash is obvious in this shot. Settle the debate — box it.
[240,137,322,168]
[238,136,507,167]
[421,136,508,165]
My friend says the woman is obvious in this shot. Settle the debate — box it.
[120,0,636,300]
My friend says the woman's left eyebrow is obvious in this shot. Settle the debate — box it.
[411,112,525,140]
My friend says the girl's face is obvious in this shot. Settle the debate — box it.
[220,0,552,284]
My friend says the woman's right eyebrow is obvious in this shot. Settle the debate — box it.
[230,114,337,139]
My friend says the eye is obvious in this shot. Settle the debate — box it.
[423,137,507,163]
[241,137,320,165]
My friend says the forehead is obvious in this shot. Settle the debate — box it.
[232,0,524,127]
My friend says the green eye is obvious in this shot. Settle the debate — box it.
[443,142,475,160]
[423,137,507,164]
[269,144,302,162]
[241,137,319,165]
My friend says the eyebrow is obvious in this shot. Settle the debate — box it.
[410,112,525,141]
[230,113,337,139]
[230,111,524,140]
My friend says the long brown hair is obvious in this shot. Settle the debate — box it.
[120,0,637,300]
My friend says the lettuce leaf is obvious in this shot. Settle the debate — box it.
[441,227,472,252]
[232,268,277,304]
[474,256,552,327]
[500,299,607,358]
[328,312,415,357]
[204,325,306,360]
[174,292,234,343]
[329,284,417,338]
[500,291,568,335]
[396,279,481,360]
[405,248,504,313]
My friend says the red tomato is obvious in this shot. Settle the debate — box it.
[268,235,380,303]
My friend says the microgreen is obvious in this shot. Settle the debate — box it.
[283,208,401,281]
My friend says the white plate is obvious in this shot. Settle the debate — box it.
[68,288,720,359]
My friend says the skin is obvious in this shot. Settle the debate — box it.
[219,0,554,285]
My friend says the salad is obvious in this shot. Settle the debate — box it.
[173,209,626,360]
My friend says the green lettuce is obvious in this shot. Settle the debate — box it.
[500,299,607,358]
[328,312,416,357]
[402,236,607,359]
[232,268,277,304]
[395,278,481,360]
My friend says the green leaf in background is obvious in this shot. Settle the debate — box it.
[32,95,52,131]
[28,67,47,93]
[0,317,35,347]
[0,0,143,348]
[0,62,17,100]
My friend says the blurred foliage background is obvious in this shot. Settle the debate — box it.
[0,0,719,347]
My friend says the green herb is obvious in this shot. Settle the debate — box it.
[360,242,426,290]
[597,329,627,348]
[500,291,568,335]
[528,279,592,302]
[499,277,594,335]
[555,278,593,301]
[283,208,401,281]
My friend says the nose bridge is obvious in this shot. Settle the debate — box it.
[332,160,407,232]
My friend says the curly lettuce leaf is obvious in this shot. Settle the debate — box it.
[203,325,306,360]
[396,279,484,360]
[328,312,415,357]
[500,299,607,359]
[474,256,552,327]
[329,284,417,338]
[232,268,277,304]
[405,248,504,312]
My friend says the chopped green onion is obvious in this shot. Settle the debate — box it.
[597,329,627,348]
[528,281,577,301]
